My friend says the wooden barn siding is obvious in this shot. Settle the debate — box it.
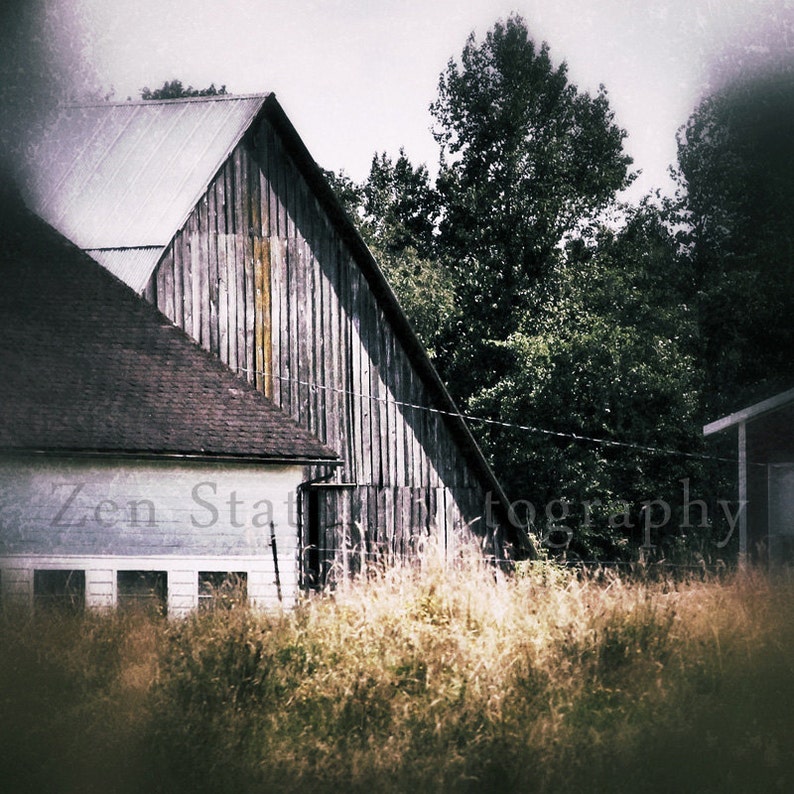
[147,123,491,576]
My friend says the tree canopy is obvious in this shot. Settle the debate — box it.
[429,16,634,402]
[140,80,228,100]
[677,67,794,415]
[326,14,792,562]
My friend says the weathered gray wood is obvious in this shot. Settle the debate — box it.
[269,237,284,404]
[137,116,505,585]
[173,231,184,329]
[197,199,210,350]
[218,234,229,366]
[293,238,309,427]
[155,250,168,317]
[243,147,256,384]
[207,182,220,355]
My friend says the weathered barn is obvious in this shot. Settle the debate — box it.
[0,199,339,613]
[704,388,794,566]
[20,94,525,582]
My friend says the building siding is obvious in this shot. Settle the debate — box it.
[0,455,304,611]
[146,119,496,580]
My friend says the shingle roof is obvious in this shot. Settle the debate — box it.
[0,199,339,464]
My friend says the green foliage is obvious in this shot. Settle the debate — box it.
[140,80,228,100]
[322,17,794,563]
[321,17,718,559]
[359,149,439,260]
[431,14,633,392]
[471,202,704,557]
[677,67,794,414]
[326,152,456,359]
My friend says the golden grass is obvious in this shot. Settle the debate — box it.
[1,553,793,793]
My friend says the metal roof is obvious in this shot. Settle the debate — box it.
[20,95,268,288]
[87,247,164,294]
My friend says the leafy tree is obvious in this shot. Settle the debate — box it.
[677,67,794,416]
[430,15,634,401]
[471,202,703,558]
[326,153,455,358]
[323,168,364,222]
[324,17,724,560]
[140,80,228,100]
[359,149,439,260]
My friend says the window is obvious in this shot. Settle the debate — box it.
[117,571,167,616]
[198,571,248,611]
[33,569,85,613]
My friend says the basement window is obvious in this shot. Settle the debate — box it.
[117,571,168,616]
[33,569,85,613]
[198,571,248,611]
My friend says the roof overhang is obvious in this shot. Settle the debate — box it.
[703,387,794,436]
[0,447,342,467]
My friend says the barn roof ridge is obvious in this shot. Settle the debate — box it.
[66,92,272,109]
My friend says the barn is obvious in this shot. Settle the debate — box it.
[18,93,527,584]
[0,196,339,613]
[704,388,794,566]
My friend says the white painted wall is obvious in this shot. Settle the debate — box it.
[0,455,308,612]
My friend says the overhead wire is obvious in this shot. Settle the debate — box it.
[235,366,740,466]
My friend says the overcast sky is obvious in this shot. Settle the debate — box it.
[7,0,792,199]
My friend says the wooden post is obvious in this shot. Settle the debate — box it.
[270,521,282,603]
[738,421,748,567]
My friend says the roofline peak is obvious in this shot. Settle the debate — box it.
[64,92,273,109]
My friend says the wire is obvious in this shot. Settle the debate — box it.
[236,366,740,465]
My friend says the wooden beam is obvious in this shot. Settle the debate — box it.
[738,421,748,566]
[704,387,794,436]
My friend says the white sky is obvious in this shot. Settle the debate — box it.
[56,0,790,198]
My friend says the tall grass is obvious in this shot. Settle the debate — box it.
[1,554,793,793]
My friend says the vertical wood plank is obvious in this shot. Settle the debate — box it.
[243,147,257,384]
[227,234,238,372]
[173,232,184,330]
[207,182,220,355]
[218,234,229,365]
[338,241,354,482]
[324,232,341,458]
[155,254,167,316]
[163,248,175,323]
[349,268,364,484]
[253,235,265,393]
[197,198,210,350]
[269,237,284,406]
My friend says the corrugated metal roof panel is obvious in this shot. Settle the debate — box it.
[86,248,164,294]
[21,95,268,251]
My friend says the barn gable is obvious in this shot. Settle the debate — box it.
[19,94,529,579]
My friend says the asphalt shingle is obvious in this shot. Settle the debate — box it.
[0,198,339,464]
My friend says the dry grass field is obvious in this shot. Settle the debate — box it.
[1,552,792,793]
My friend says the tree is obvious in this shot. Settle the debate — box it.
[140,80,228,100]
[471,202,702,558]
[359,149,439,260]
[677,67,794,416]
[429,15,634,403]
[326,152,455,359]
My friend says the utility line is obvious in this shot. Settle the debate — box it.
[236,366,739,465]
